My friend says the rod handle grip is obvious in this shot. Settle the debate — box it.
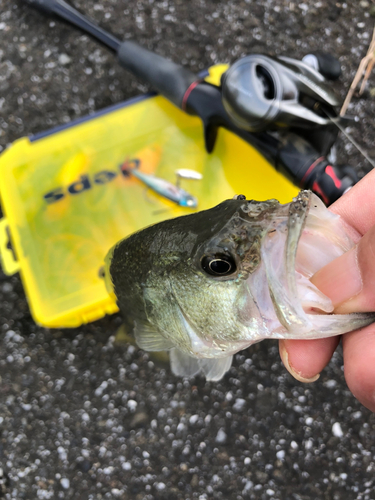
[117,41,198,109]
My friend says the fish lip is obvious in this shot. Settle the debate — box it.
[261,191,314,333]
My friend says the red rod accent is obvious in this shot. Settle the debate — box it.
[325,165,342,188]
[312,181,329,205]
[300,156,325,187]
[181,80,203,112]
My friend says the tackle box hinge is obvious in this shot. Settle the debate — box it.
[0,218,20,275]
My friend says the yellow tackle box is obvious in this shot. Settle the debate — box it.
[0,65,298,328]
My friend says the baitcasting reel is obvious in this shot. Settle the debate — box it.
[221,54,340,132]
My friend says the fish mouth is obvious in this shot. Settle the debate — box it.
[245,191,375,339]
[263,190,314,332]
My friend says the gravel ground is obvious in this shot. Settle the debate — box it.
[1,1,375,499]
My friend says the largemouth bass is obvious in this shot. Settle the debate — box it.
[105,191,375,381]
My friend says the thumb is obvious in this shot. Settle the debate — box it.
[311,224,375,314]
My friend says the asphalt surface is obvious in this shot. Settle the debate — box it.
[1,1,375,499]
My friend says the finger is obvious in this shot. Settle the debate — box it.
[342,323,375,413]
[329,169,375,236]
[311,224,375,313]
[279,336,340,383]
[279,172,375,385]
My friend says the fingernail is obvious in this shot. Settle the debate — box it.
[279,343,320,383]
[311,246,362,308]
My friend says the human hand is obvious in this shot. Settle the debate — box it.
[279,169,375,412]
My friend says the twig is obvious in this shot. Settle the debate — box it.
[340,26,375,116]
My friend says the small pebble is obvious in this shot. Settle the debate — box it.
[189,414,199,424]
[58,53,71,65]
[332,422,344,438]
[127,399,138,411]
[233,398,246,411]
[215,428,227,444]
[111,489,124,497]
[60,478,70,489]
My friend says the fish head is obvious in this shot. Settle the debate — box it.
[156,196,286,356]
[107,195,287,359]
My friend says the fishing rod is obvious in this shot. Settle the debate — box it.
[21,0,358,205]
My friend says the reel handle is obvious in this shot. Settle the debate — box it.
[303,51,342,81]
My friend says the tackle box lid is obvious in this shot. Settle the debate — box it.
[0,65,298,328]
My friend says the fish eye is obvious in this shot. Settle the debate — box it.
[201,254,236,277]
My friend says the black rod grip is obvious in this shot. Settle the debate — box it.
[117,41,198,109]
